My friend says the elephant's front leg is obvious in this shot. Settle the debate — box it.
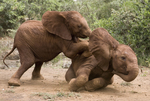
[84,77,108,91]
[64,41,91,58]
[69,74,88,92]
[69,68,91,92]
[65,65,76,83]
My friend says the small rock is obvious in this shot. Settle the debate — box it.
[0,65,6,69]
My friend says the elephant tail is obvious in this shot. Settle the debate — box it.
[3,45,16,68]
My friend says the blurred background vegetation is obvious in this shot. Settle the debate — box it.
[0,0,150,67]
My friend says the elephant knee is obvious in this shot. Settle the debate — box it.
[68,75,88,91]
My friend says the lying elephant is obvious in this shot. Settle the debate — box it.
[3,11,91,86]
[65,28,139,91]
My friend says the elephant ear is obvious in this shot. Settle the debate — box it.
[42,11,72,40]
[89,28,119,71]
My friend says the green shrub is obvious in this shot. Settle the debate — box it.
[93,0,150,66]
[0,0,25,36]
[1,0,149,66]
[0,0,61,36]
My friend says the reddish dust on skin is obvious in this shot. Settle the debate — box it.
[0,67,150,101]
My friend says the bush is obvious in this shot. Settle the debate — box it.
[0,0,61,36]
[93,0,150,66]
[0,0,25,36]
[21,0,61,20]
[1,0,150,66]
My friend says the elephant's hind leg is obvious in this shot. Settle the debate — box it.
[32,61,44,80]
[84,77,107,91]
[8,61,34,86]
[69,68,91,92]
[8,47,35,86]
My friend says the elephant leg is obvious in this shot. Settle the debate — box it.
[84,77,108,91]
[65,65,76,83]
[32,61,44,80]
[69,68,91,92]
[8,47,35,86]
[109,76,114,84]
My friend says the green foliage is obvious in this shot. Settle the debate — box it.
[0,0,61,36]
[32,92,80,100]
[4,90,15,93]
[94,0,150,66]
[21,0,61,20]
[51,54,64,64]
[1,0,150,66]
[121,82,132,86]
[0,0,25,36]
[59,0,121,29]
[0,0,122,35]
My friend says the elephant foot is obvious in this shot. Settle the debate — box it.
[84,81,97,92]
[31,74,44,80]
[69,78,79,92]
[8,78,20,86]
[84,78,106,92]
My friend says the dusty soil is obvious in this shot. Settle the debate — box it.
[0,66,150,101]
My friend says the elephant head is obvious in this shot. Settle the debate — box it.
[112,44,139,82]
[42,11,91,41]
[89,28,139,82]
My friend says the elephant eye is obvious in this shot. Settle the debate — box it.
[121,56,126,60]
[78,25,82,28]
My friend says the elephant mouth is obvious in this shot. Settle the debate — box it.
[76,31,90,38]
[78,34,88,38]
[113,70,129,75]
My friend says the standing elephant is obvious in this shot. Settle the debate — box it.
[3,11,91,86]
[65,28,139,91]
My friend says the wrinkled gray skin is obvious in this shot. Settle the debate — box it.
[3,11,91,86]
[65,28,139,91]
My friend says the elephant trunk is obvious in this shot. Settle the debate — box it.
[86,28,92,37]
[114,65,139,82]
